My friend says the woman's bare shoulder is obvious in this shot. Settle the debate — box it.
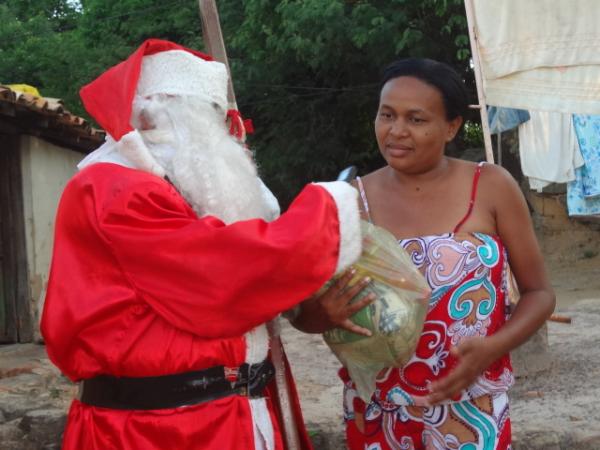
[477,162,527,217]
[479,162,521,193]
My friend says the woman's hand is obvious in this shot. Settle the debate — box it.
[290,268,376,336]
[426,336,503,405]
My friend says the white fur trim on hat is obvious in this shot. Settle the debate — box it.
[117,129,166,178]
[137,50,229,110]
[314,181,362,274]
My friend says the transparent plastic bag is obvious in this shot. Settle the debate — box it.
[323,221,431,402]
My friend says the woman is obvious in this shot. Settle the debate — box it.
[294,58,555,449]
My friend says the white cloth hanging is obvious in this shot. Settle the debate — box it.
[517,111,584,191]
[472,0,600,114]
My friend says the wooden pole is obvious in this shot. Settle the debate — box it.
[267,321,302,450]
[464,0,495,164]
[198,0,237,109]
[497,132,502,166]
[197,3,302,449]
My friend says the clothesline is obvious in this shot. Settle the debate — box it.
[484,107,600,218]
[464,0,600,218]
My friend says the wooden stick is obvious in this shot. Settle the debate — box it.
[267,322,303,450]
[198,0,237,109]
[548,314,572,324]
[464,0,495,164]
[197,3,302,449]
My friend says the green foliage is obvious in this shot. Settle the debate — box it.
[0,0,202,113]
[223,0,473,205]
[463,120,484,149]
[0,1,79,90]
[0,0,474,206]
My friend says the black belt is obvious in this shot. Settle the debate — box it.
[79,360,275,410]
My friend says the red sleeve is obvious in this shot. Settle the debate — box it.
[85,166,340,338]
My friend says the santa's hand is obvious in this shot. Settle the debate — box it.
[290,268,375,336]
[426,336,502,405]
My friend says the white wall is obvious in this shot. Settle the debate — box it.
[19,135,84,341]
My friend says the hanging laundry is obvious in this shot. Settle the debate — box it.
[487,106,530,134]
[567,173,600,217]
[567,115,600,217]
[518,111,584,192]
[471,0,600,114]
[572,115,600,198]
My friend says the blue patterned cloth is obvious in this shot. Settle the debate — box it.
[567,115,600,216]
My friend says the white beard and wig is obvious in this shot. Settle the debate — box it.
[133,94,277,224]
[81,93,279,224]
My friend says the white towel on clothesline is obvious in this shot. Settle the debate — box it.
[517,111,584,191]
[472,0,600,114]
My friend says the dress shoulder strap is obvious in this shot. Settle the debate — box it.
[356,176,373,223]
[453,161,485,233]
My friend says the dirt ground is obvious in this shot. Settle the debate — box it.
[282,226,600,449]
[1,218,598,449]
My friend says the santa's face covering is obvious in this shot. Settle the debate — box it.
[132,94,273,224]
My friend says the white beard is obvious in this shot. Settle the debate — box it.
[132,94,276,224]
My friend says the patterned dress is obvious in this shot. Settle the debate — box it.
[344,164,514,450]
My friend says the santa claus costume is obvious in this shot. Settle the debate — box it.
[41,39,362,450]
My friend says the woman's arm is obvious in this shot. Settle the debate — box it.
[485,164,555,355]
[289,179,374,336]
[428,164,555,404]
[289,269,375,336]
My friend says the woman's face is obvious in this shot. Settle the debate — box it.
[374,76,462,174]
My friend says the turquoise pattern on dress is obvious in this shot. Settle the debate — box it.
[475,233,500,267]
[454,401,497,450]
[386,386,415,406]
[449,277,496,321]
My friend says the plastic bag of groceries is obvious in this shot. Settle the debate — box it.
[323,220,431,402]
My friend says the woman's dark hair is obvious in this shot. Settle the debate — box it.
[380,58,469,121]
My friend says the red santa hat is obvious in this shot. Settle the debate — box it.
[79,39,233,177]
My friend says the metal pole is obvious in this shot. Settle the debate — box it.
[464,0,495,164]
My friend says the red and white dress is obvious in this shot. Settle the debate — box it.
[344,163,514,450]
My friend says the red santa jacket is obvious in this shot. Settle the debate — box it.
[41,162,360,450]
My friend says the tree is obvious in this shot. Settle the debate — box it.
[0,0,474,206]
[0,0,203,112]
[221,0,473,205]
[0,0,80,93]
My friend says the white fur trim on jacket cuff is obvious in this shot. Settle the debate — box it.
[259,178,281,222]
[314,181,362,274]
[117,129,166,178]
